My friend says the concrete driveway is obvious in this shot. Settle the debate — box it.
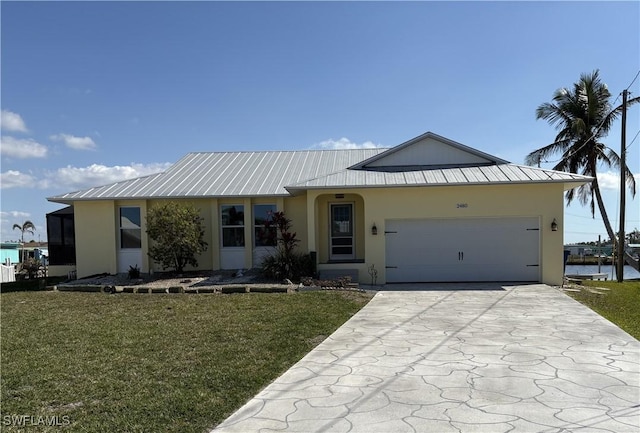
[212,284,640,432]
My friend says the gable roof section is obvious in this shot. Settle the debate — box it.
[350,131,508,170]
[47,149,385,203]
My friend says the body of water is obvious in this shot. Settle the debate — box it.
[565,264,640,280]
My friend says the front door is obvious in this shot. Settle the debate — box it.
[330,203,354,260]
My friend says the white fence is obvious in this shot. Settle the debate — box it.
[1,264,16,283]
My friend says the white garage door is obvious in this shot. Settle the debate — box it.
[385,217,540,283]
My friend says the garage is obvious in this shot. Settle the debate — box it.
[385,217,540,283]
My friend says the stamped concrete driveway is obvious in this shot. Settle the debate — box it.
[212,284,640,432]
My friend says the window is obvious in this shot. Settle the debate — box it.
[120,207,141,249]
[221,205,245,247]
[254,204,277,247]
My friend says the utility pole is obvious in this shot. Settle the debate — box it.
[617,89,628,282]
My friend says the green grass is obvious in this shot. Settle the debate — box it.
[567,280,640,339]
[1,290,373,432]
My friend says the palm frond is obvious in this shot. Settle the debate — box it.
[524,138,571,165]
[604,148,637,196]
[535,70,635,221]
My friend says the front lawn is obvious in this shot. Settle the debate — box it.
[1,290,373,433]
[567,280,640,339]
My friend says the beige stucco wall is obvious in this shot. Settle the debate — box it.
[70,182,566,284]
[74,201,117,278]
[307,183,566,285]
[47,265,76,278]
[283,194,309,253]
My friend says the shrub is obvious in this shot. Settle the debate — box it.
[21,258,43,280]
[261,212,314,282]
[262,251,314,283]
[146,202,208,274]
[128,264,141,279]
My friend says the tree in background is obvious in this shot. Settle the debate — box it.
[12,220,35,263]
[146,202,208,274]
[525,70,639,248]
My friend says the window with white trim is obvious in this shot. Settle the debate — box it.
[120,207,141,249]
[221,205,245,247]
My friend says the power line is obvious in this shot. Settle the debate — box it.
[538,71,640,165]
[565,212,603,220]
[627,129,640,149]
[626,69,640,91]
[565,230,610,236]
[540,103,619,164]
[564,211,639,224]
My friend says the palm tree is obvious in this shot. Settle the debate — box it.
[526,70,639,271]
[12,220,36,263]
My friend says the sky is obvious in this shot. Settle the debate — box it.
[1,1,639,245]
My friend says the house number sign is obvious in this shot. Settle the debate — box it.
[456,203,468,208]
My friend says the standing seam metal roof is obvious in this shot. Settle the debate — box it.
[47,142,593,204]
[47,149,386,202]
[285,164,592,190]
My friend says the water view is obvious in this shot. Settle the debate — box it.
[565,265,640,280]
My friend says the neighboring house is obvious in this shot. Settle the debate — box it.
[47,131,591,285]
[0,242,20,265]
[564,245,595,256]
[22,241,48,260]
[0,241,47,265]
[564,244,614,257]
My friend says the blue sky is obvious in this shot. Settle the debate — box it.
[1,1,639,245]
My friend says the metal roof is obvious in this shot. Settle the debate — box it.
[286,164,592,191]
[47,132,593,205]
[48,149,386,203]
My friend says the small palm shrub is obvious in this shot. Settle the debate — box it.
[261,211,314,282]
[262,251,314,283]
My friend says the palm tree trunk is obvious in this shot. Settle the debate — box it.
[592,178,624,278]
[592,178,616,242]
[624,251,640,272]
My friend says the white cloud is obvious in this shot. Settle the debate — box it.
[0,210,31,219]
[312,137,382,150]
[0,210,31,228]
[0,110,28,133]
[43,162,172,191]
[597,171,640,190]
[0,170,37,189]
[0,136,48,158]
[50,133,97,150]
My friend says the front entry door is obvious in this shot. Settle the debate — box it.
[330,203,354,260]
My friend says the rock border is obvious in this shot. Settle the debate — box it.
[49,283,366,294]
